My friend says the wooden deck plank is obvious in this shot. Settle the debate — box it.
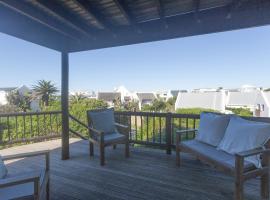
[0,139,260,200]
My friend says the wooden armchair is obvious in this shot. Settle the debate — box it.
[0,150,50,200]
[87,108,129,166]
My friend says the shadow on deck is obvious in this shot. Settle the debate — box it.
[0,139,260,200]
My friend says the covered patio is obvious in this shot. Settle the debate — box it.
[1,0,270,199]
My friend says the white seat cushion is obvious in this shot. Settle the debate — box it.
[195,112,230,146]
[0,182,34,200]
[218,116,270,168]
[182,140,255,171]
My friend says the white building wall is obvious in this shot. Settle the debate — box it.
[30,99,41,112]
[0,91,8,105]
[175,91,226,112]
[261,92,270,117]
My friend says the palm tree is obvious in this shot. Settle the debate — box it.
[32,80,58,106]
[70,93,87,103]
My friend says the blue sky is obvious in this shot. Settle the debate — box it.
[0,25,270,92]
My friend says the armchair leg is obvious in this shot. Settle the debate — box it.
[100,144,105,166]
[176,144,180,167]
[46,179,50,200]
[125,139,129,158]
[89,141,94,156]
[34,179,40,200]
[235,155,244,200]
[261,173,269,199]
[235,180,244,200]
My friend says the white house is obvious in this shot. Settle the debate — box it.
[97,92,121,107]
[155,90,183,101]
[114,86,135,103]
[0,85,41,111]
[175,90,227,112]
[261,92,270,117]
[175,85,270,117]
[226,90,260,114]
[136,92,156,110]
[70,90,97,99]
[226,86,268,117]
[155,91,170,101]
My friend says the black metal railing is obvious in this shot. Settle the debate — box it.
[114,111,200,154]
[69,114,88,140]
[2,110,270,154]
[0,111,62,146]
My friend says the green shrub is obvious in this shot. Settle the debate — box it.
[226,107,252,117]
[176,108,218,115]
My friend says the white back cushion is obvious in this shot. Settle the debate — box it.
[0,155,7,179]
[218,116,270,168]
[196,112,230,146]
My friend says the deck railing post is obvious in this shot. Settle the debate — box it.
[61,51,69,160]
[166,112,172,154]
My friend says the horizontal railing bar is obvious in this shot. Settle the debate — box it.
[114,111,168,117]
[130,140,167,147]
[69,114,88,129]
[114,111,200,119]
[0,134,61,146]
[0,111,62,117]
[171,113,200,119]
[69,128,88,140]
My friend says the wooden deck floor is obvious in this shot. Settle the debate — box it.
[0,139,261,200]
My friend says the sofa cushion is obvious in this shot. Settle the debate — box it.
[88,108,116,134]
[195,112,230,147]
[217,116,270,168]
[0,155,7,179]
[182,140,255,172]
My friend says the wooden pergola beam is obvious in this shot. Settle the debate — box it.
[75,0,116,37]
[156,0,168,29]
[0,0,78,41]
[113,0,142,33]
[193,0,201,22]
[69,0,270,52]
[71,0,105,29]
[1,0,270,52]
[113,0,133,25]
[33,0,95,39]
[0,5,67,51]
[226,0,241,19]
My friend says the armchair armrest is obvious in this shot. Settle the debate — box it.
[2,150,50,171]
[88,127,104,135]
[176,129,198,145]
[2,150,49,161]
[236,148,270,158]
[115,123,129,137]
[0,171,40,188]
[88,127,104,143]
[176,129,198,136]
[115,123,129,129]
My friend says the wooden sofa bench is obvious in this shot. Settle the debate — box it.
[0,150,50,200]
[176,117,270,200]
